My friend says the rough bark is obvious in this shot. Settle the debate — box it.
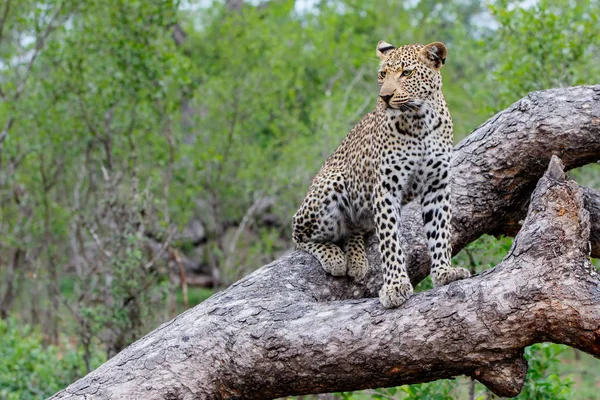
[452,85,600,247]
[582,186,600,256]
[50,86,600,399]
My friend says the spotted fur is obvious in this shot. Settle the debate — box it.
[293,41,470,308]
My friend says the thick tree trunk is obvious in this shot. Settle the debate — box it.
[50,86,600,399]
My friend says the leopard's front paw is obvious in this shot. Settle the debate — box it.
[432,267,470,287]
[321,254,347,277]
[347,253,369,281]
[378,282,413,308]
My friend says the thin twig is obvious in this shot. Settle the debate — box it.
[144,228,176,271]
[85,224,113,260]
[0,117,13,145]
[14,2,66,102]
[464,247,478,275]
[223,196,269,272]
[469,378,476,400]
[171,248,189,309]
[338,65,367,116]
[76,92,100,137]
[0,0,11,50]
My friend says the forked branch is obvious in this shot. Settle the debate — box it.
[49,86,600,399]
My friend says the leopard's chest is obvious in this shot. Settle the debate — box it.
[374,112,448,197]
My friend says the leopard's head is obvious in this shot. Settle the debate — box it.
[376,41,447,111]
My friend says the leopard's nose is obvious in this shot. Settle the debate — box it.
[380,94,393,104]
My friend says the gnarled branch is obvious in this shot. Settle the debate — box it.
[50,86,600,399]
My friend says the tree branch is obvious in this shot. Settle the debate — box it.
[0,0,11,54]
[49,86,600,399]
[50,156,600,399]
[14,2,67,102]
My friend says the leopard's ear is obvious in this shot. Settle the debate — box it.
[420,42,447,70]
[376,40,395,60]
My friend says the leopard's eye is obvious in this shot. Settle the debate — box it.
[378,70,386,79]
[401,69,413,77]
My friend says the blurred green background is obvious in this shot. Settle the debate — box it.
[0,0,599,398]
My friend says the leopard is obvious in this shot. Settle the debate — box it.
[292,40,470,308]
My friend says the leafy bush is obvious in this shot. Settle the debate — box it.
[337,380,457,399]
[0,318,103,400]
[518,343,573,399]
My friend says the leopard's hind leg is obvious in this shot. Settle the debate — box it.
[296,241,347,276]
[293,172,350,277]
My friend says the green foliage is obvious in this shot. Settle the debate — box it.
[0,318,103,400]
[486,0,600,110]
[399,380,456,399]
[67,179,172,365]
[519,343,573,399]
[176,287,214,310]
[336,379,459,399]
